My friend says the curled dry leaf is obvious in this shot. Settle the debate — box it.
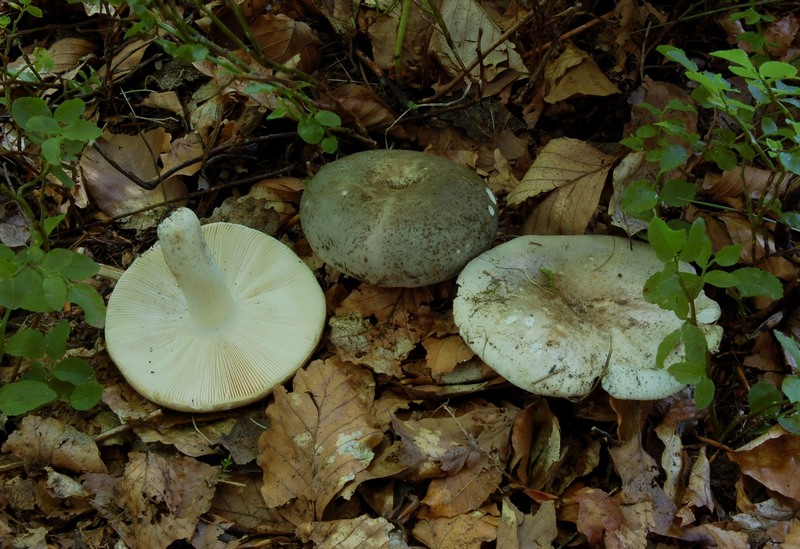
[509,137,618,235]
[510,400,562,491]
[296,515,407,548]
[258,358,383,519]
[251,14,321,73]
[543,44,621,103]
[703,166,794,201]
[728,425,800,501]
[431,0,527,82]
[332,83,399,132]
[412,511,498,549]
[2,415,106,474]
[80,129,188,229]
[498,498,557,549]
[422,335,475,376]
[84,452,218,547]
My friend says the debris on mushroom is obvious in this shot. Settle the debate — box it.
[453,235,723,400]
[105,208,326,412]
[300,149,499,287]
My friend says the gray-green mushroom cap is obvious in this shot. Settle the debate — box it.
[453,235,723,400]
[300,150,499,287]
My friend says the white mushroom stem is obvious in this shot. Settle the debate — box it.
[157,208,236,331]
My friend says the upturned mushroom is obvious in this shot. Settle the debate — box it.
[105,208,326,412]
[299,150,499,287]
[453,235,723,400]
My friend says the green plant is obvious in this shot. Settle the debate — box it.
[620,9,798,410]
[1,50,107,415]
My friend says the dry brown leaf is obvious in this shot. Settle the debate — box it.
[412,511,498,549]
[393,402,516,517]
[296,515,406,548]
[159,131,204,178]
[331,286,435,377]
[510,399,562,491]
[332,83,399,132]
[97,38,149,80]
[703,166,794,200]
[572,487,644,547]
[512,138,616,234]
[80,129,188,229]
[258,358,383,519]
[2,415,106,474]
[497,498,557,549]
[422,335,474,375]
[728,425,800,501]
[430,0,527,81]
[84,452,218,547]
[251,14,320,73]
[47,37,96,75]
[543,43,621,103]
[210,471,303,534]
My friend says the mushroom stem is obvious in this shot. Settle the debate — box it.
[157,208,236,331]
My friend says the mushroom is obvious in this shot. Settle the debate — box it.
[299,150,499,287]
[453,235,723,400]
[105,208,326,412]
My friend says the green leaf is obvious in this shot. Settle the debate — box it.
[731,267,783,299]
[643,268,690,319]
[647,217,686,261]
[657,45,698,72]
[782,376,800,404]
[659,144,689,172]
[759,61,797,80]
[59,251,100,280]
[41,136,63,165]
[680,218,712,267]
[681,322,708,366]
[748,381,783,417]
[656,328,682,368]
[660,178,696,207]
[620,180,658,214]
[61,119,102,142]
[0,380,57,415]
[297,117,324,144]
[778,151,800,175]
[694,377,715,410]
[53,358,94,385]
[775,331,800,371]
[712,244,742,267]
[26,114,61,135]
[314,110,341,128]
[11,96,51,129]
[41,248,74,273]
[53,98,86,123]
[42,274,69,310]
[668,360,704,385]
[45,320,70,360]
[69,381,103,411]
[320,135,339,154]
[43,214,66,236]
[711,49,755,70]
[778,414,800,435]
[704,270,738,288]
[6,328,46,358]
[68,283,106,328]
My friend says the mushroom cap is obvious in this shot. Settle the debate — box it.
[105,222,326,412]
[453,235,723,400]
[299,150,499,287]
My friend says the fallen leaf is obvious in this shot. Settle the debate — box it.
[510,399,562,491]
[296,515,407,548]
[258,358,383,519]
[728,425,800,501]
[510,137,617,234]
[2,415,107,474]
[497,498,557,549]
[412,511,498,548]
[84,452,218,547]
[543,43,621,103]
[251,14,321,73]
[422,335,475,375]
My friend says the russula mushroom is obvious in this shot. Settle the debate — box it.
[299,150,499,287]
[453,235,723,400]
[105,208,326,412]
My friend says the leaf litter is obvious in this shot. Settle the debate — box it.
[1,0,800,547]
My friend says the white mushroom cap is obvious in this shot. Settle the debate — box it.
[105,208,326,412]
[453,235,723,400]
[300,150,499,287]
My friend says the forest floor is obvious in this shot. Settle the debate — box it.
[2,0,800,547]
